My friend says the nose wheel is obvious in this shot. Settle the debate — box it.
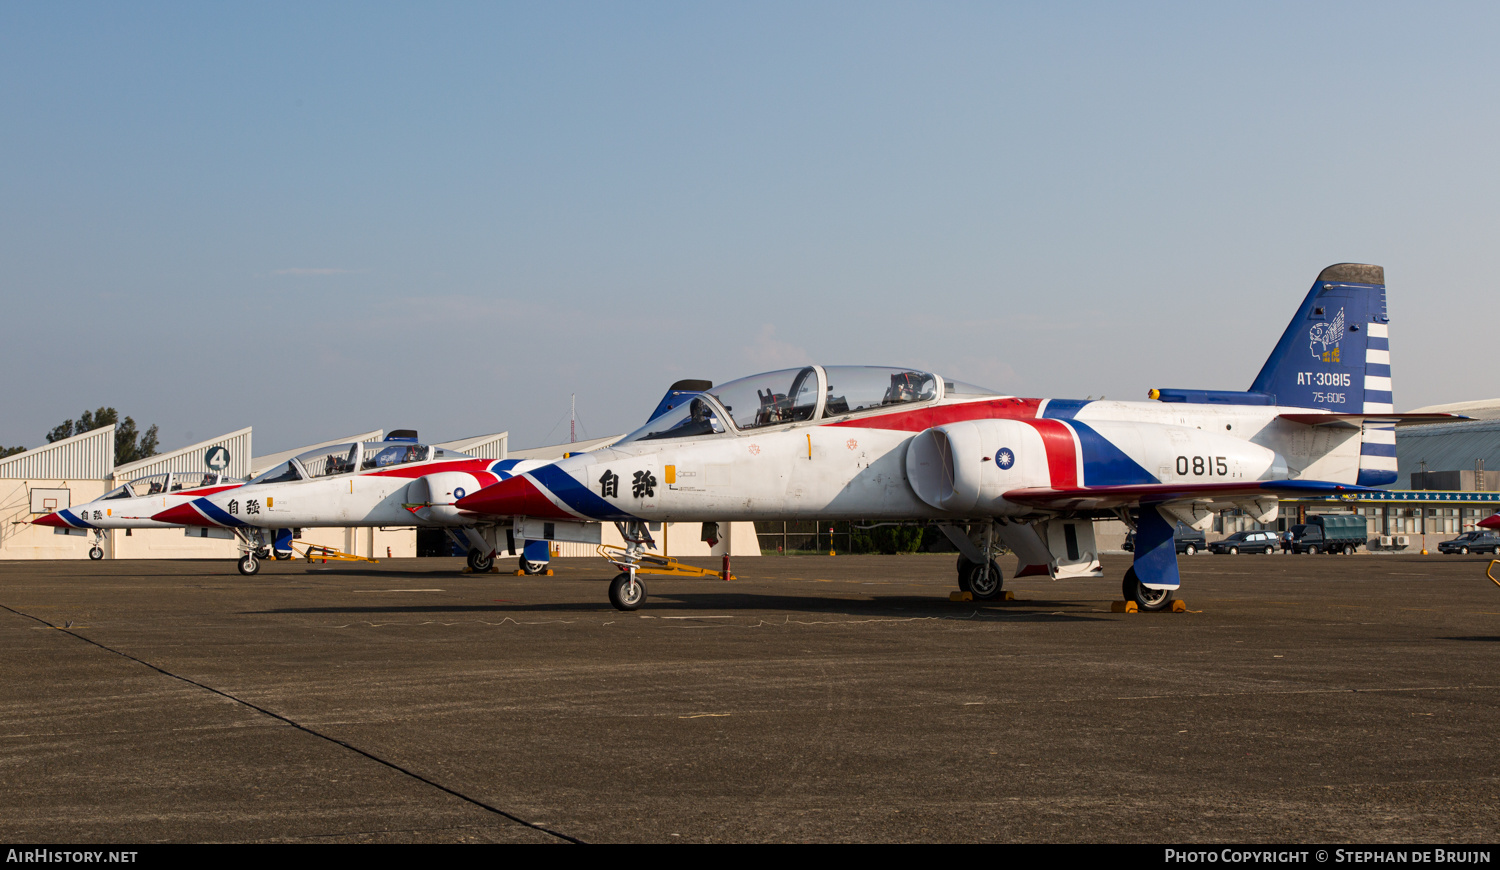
[609,572,647,611]
[238,554,261,576]
[88,546,104,560]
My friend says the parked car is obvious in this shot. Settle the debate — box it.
[1123,521,1206,555]
[1287,515,1368,555]
[1209,530,1280,555]
[1437,531,1500,555]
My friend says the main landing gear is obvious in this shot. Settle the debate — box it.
[1118,506,1183,612]
[467,548,495,572]
[1121,566,1175,612]
[957,556,1005,601]
[944,521,1006,601]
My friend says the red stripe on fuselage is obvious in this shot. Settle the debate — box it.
[454,474,578,520]
[824,397,1043,432]
[152,502,218,527]
[365,458,499,479]
[1021,419,1078,489]
[177,484,242,496]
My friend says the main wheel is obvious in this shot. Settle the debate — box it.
[88,546,104,560]
[609,572,646,611]
[1122,566,1175,612]
[519,557,547,575]
[1184,543,1197,556]
[255,546,271,560]
[467,548,494,572]
[960,558,1004,601]
[237,555,260,576]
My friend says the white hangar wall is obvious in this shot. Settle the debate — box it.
[109,428,253,560]
[0,427,117,560]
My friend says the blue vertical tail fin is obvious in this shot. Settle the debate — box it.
[1249,263,1394,485]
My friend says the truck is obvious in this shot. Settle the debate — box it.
[1287,515,1368,555]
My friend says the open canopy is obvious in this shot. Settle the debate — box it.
[619,365,990,444]
[246,440,467,486]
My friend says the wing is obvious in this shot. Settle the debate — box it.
[1002,479,1379,512]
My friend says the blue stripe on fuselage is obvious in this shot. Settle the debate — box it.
[1068,421,1158,486]
[528,464,640,522]
[59,508,93,529]
[1042,399,1091,420]
[195,498,249,527]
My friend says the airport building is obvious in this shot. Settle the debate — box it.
[0,425,118,559]
[1211,405,1500,552]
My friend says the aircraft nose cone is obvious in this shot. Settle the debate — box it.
[456,474,568,518]
[1479,513,1500,531]
[151,503,215,527]
[31,511,67,527]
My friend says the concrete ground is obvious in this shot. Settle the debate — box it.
[1,552,1497,843]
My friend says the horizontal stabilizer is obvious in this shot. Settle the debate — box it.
[1003,479,1381,511]
[1276,412,1463,429]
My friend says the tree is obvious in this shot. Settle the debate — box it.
[45,407,159,466]
[0,445,24,459]
[849,524,927,554]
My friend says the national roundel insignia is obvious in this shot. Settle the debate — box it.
[454,487,466,500]
[996,448,1015,469]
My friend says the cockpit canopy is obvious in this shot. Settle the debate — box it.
[620,365,969,445]
[246,440,460,486]
[102,471,240,500]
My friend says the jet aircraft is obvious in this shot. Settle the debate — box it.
[32,470,246,559]
[455,263,1448,611]
[150,431,560,575]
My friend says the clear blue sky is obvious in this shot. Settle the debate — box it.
[3,2,1497,455]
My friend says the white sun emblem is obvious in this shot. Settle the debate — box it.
[996,448,1015,469]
